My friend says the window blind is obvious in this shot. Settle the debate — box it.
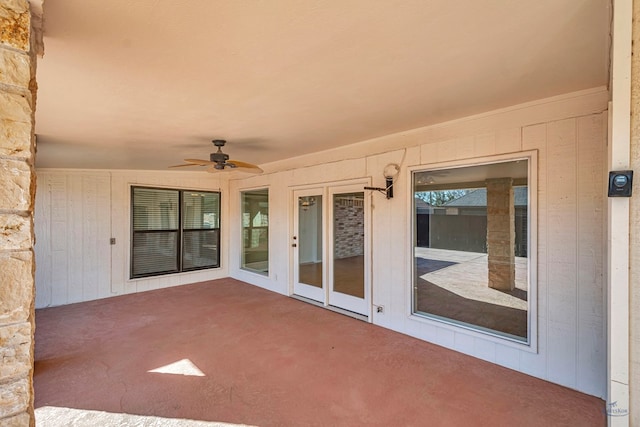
[131,187,220,278]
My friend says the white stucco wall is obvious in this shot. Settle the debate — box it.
[34,88,608,397]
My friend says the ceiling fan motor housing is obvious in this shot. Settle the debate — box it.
[210,140,230,165]
[210,151,229,163]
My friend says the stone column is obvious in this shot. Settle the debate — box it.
[0,0,40,425]
[486,178,515,291]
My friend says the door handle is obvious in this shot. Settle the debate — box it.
[292,243,297,247]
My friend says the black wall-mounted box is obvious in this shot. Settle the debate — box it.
[608,170,633,197]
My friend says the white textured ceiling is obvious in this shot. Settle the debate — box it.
[34,0,610,171]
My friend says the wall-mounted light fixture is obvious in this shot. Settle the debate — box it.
[365,163,400,199]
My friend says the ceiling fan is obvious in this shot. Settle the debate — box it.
[170,139,263,174]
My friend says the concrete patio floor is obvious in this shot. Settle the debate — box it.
[34,278,605,426]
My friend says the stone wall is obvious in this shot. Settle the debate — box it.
[0,0,37,425]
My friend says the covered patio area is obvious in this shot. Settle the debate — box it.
[34,278,604,426]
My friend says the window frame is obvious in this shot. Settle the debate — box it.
[408,151,538,350]
[240,188,269,276]
[130,185,221,279]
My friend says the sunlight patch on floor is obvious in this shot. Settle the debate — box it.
[148,358,205,377]
[35,406,257,427]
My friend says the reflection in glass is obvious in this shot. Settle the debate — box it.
[413,160,529,342]
[182,192,220,270]
[298,196,323,287]
[333,192,365,298]
[241,189,269,274]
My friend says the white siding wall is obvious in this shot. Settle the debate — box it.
[34,88,608,397]
[521,115,607,396]
[34,170,229,307]
[35,172,112,307]
[228,88,608,397]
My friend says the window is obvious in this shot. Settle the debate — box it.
[131,187,220,278]
[241,188,269,275]
[413,157,533,343]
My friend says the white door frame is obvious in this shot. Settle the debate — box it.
[289,179,371,318]
[327,183,370,316]
[292,187,326,303]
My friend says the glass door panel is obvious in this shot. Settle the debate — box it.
[293,189,325,302]
[328,187,368,315]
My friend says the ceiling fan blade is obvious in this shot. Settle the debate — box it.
[169,163,205,168]
[184,158,216,166]
[227,160,263,173]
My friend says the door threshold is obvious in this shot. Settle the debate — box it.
[291,295,369,322]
